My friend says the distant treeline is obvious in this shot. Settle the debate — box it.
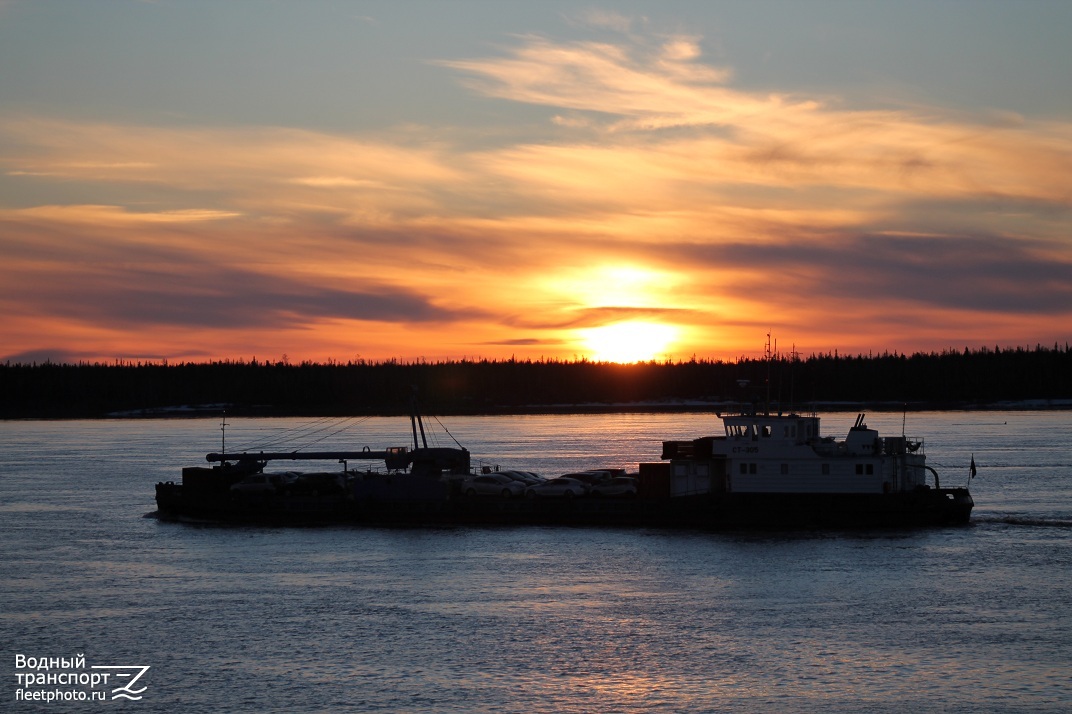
[2,345,1071,418]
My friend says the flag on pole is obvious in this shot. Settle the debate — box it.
[970,454,977,479]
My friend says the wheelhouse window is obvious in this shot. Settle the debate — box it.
[727,424,750,439]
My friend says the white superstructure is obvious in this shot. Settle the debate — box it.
[662,412,931,496]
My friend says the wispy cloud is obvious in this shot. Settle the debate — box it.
[661,232,1072,314]
[0,118,465,222]
[443,34,736,127]
[446,34,1071,209]
[7,204,241,224]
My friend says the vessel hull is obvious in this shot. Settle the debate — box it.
[155,482,972,529]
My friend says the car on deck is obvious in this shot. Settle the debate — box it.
[462,474,526,498]
[590,476,639,497]
[525,477,589,499]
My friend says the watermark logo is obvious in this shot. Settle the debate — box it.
[91,665,151,701]
[14,654,150,704]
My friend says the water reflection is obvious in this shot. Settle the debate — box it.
[1,414,1070,712]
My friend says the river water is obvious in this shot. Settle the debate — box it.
[2,411,1070,712]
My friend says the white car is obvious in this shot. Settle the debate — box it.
[462,474,526,498]
[230,473,289,493]
[590,476,638,497]
[525,477,589,499]
[495,470,545,486]
[562,470,614,487]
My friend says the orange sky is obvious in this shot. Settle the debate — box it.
[1,3,1070,364]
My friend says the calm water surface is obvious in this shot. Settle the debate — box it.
[2,411,1070,712]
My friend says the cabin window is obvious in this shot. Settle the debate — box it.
[740,463,748,475]
[780,464,789,475]
[856,464,864,475]
[866,464,874,475]
[762,425,773,438]
[749,463,757,474]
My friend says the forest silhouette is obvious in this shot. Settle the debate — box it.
[2,344,1070,418]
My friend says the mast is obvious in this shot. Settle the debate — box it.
[220,411,228,458]
[410,388,428,450]
[764,332,775,415]
[788,343,798,414]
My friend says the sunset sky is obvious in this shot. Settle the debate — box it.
[2,1,1070,365]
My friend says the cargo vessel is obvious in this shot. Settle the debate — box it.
[154,405,973,528]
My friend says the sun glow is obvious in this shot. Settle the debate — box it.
[544,264,673,308]
[580,321,679,363]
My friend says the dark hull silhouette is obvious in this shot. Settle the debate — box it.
[155,477,972,529]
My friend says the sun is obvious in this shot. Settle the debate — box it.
[580,321,678,363]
